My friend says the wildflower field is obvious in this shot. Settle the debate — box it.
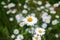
[0,0,60,40]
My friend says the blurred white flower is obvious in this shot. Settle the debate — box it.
[41,12,48,18]
[32,35,41,40]
[9,17,14,21]
[48,27,52,30]
[33,0,37,4]
[37,1,42,5]
[50,10,56,14]
[53,3,59,8]
[23,4,28,9]
[19,22,25,27]
[8,0,10,2]
[7,10,11,14]
[55,34,59,38]
[41,23,47,28]
[15,38,21,40]
[1,1,6,5]
[45,2,51,8]
[19,3,21,6]
[55,15,59,18]
[52,19,59,25]
[40,6,45,9]
[17,34,24,40]
[4,5,8,8]
[22,10,28,14]
[23,15,38,26]
[13,29,19,34]
[30,13,35,17]
[49,7,55,11]
[16,14,24,23]
[11,9,17,14]
[41,12,51,23]
[27,27,35,34]
[25,0,29,3]
[58,1,60,4]
[8,3,15,8]
[35,28,45,36]
[11,34,15,39]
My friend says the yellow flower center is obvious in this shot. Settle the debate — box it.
[35,36,38,40]
[38,30,42,33]
[27,17,33,22]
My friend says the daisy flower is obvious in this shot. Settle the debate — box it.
[13,29,19,34]
[23,15,38,26]
[17,34,24,40]
[35,28,45,36]
[32,35,41,40]
[7,3,15,8]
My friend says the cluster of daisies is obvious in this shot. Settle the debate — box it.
[11,29,24,40]
[1,0,60,40]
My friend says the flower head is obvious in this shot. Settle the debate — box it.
[23,15,38,26]
[32,35,41,40]
[35,28,45,36]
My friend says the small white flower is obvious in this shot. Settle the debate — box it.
[1,1,6,5]
[22,10,28,14]
[8,0,10,2]
[42,15,51,23]
[30,13,35,17]
[40,6,45,9]
[41,23,47,28]
[23,15,38,26]
[24,4,28,9]
[53,3,59,8]
[19,22,25,27]
[32,35,41,40]
[8,3,15,8]
[11,34,15,39]
[27,27,35,34]
[33,0,37,4]
[25,0,29,3]
[15,38,21,40]
[7,10,11,14]
[17,34,24,39]
[19,3,21,6]
[41,12,51,24]
[50,10,56,14]
[11,9,17,14]
[55,15,59,18]
[48,27,52,30]
[9,17,14,21]
[16,14,24,23]
[49,7,55,11]
[13,29,19,34]
[52,19,59,25]
[45,2,51,8]
[4,5,8,8]
[37,1,42,5]
[55,34,59,38]
[41,12,48,18]
[35,28,45,36]
[58,1,60,4]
